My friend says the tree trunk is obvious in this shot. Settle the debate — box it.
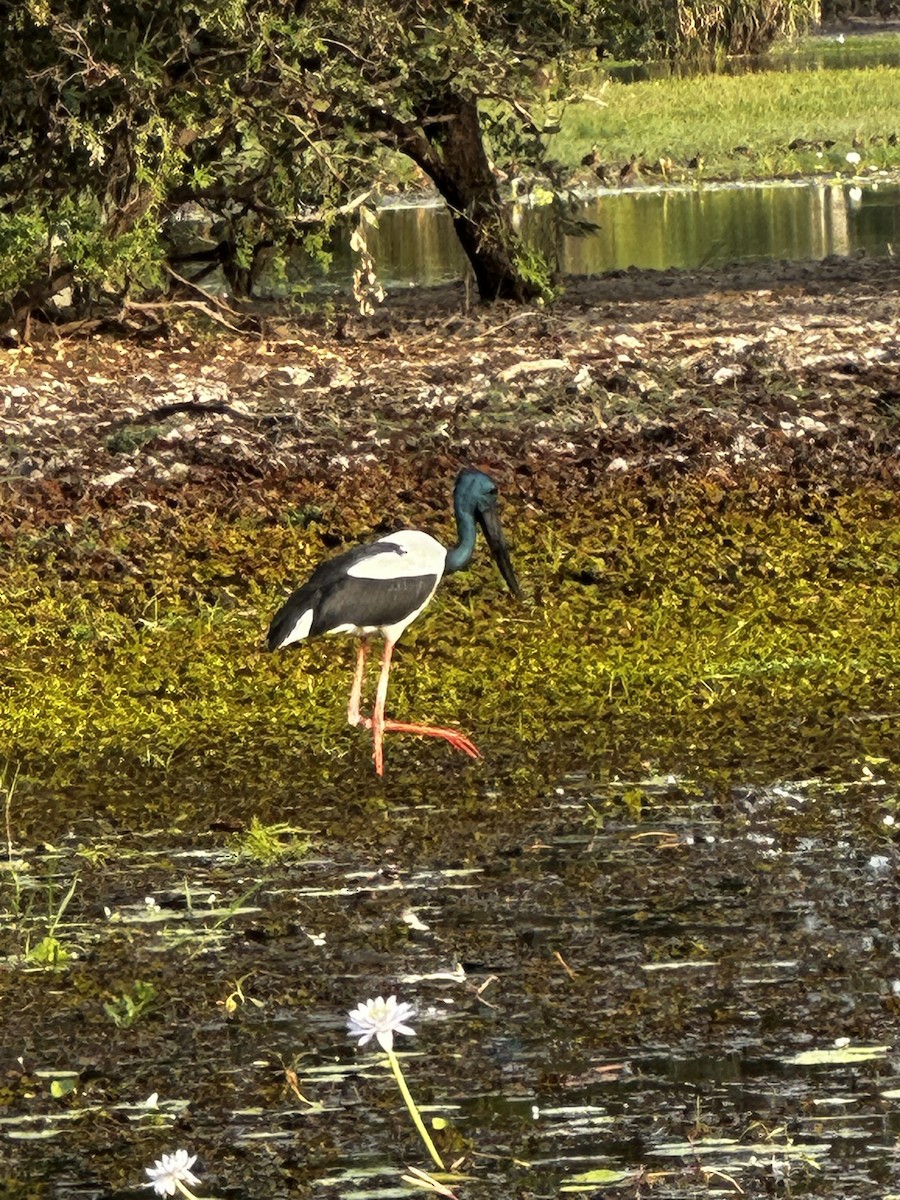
[398,93,544,302]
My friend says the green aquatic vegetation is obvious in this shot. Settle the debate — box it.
[2,763,18,860]
[1,483,900,834]
[1,863,80,969]
[48,1074,78,1099]
[23,932,72,968]
[228,817,314,864]
[104,980,159,1027]
[219,974,265,1017]
[561,1166,631,1192]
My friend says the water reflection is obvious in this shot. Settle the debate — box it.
[349,181,899,288]
[559,181,866,272]
[606,31,900,82]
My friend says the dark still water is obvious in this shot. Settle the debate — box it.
[6,772,900,1199]
[346,180,898,289]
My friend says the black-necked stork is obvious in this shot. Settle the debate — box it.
[267,469,522,774]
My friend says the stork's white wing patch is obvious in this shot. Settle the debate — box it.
[345,531,446,581]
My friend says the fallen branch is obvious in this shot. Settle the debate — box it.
[124,297,248,334]
[498,357,569,382]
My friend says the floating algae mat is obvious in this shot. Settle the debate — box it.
[2,482,900,824]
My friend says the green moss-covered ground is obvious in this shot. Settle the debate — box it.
[3,472,899,840]
[3,255,900,839]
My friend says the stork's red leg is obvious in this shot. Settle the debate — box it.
[368,639,481,775]
[347,640,369,727]
[381,719,482,760]
[370,639,393,776]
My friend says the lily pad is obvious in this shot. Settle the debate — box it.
[560,1167,632,1192]
[786,1046,890,1066]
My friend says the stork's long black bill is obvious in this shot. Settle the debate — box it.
[477,503,523,599]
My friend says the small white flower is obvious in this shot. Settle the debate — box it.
[846,151,861,166]
[770,1154,789,1181]
[144,1150,201,1197]
[347,994,416,1051]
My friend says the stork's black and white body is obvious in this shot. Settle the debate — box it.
[268,470,522,774]
[267,529,447,652]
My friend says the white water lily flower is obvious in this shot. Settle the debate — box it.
[347,994,416,1051]
[144,1150,201,1197]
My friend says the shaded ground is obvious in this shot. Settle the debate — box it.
[2,254,899,505]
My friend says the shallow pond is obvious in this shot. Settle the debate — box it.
[336,179,900,288]
[4,762,900,1199]
[4,304,900,1195]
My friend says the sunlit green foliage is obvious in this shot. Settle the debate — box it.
[551,56,900,180]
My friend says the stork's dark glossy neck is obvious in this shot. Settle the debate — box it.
[444,500,478,575]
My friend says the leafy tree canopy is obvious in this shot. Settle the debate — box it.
[0,0,817,324]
